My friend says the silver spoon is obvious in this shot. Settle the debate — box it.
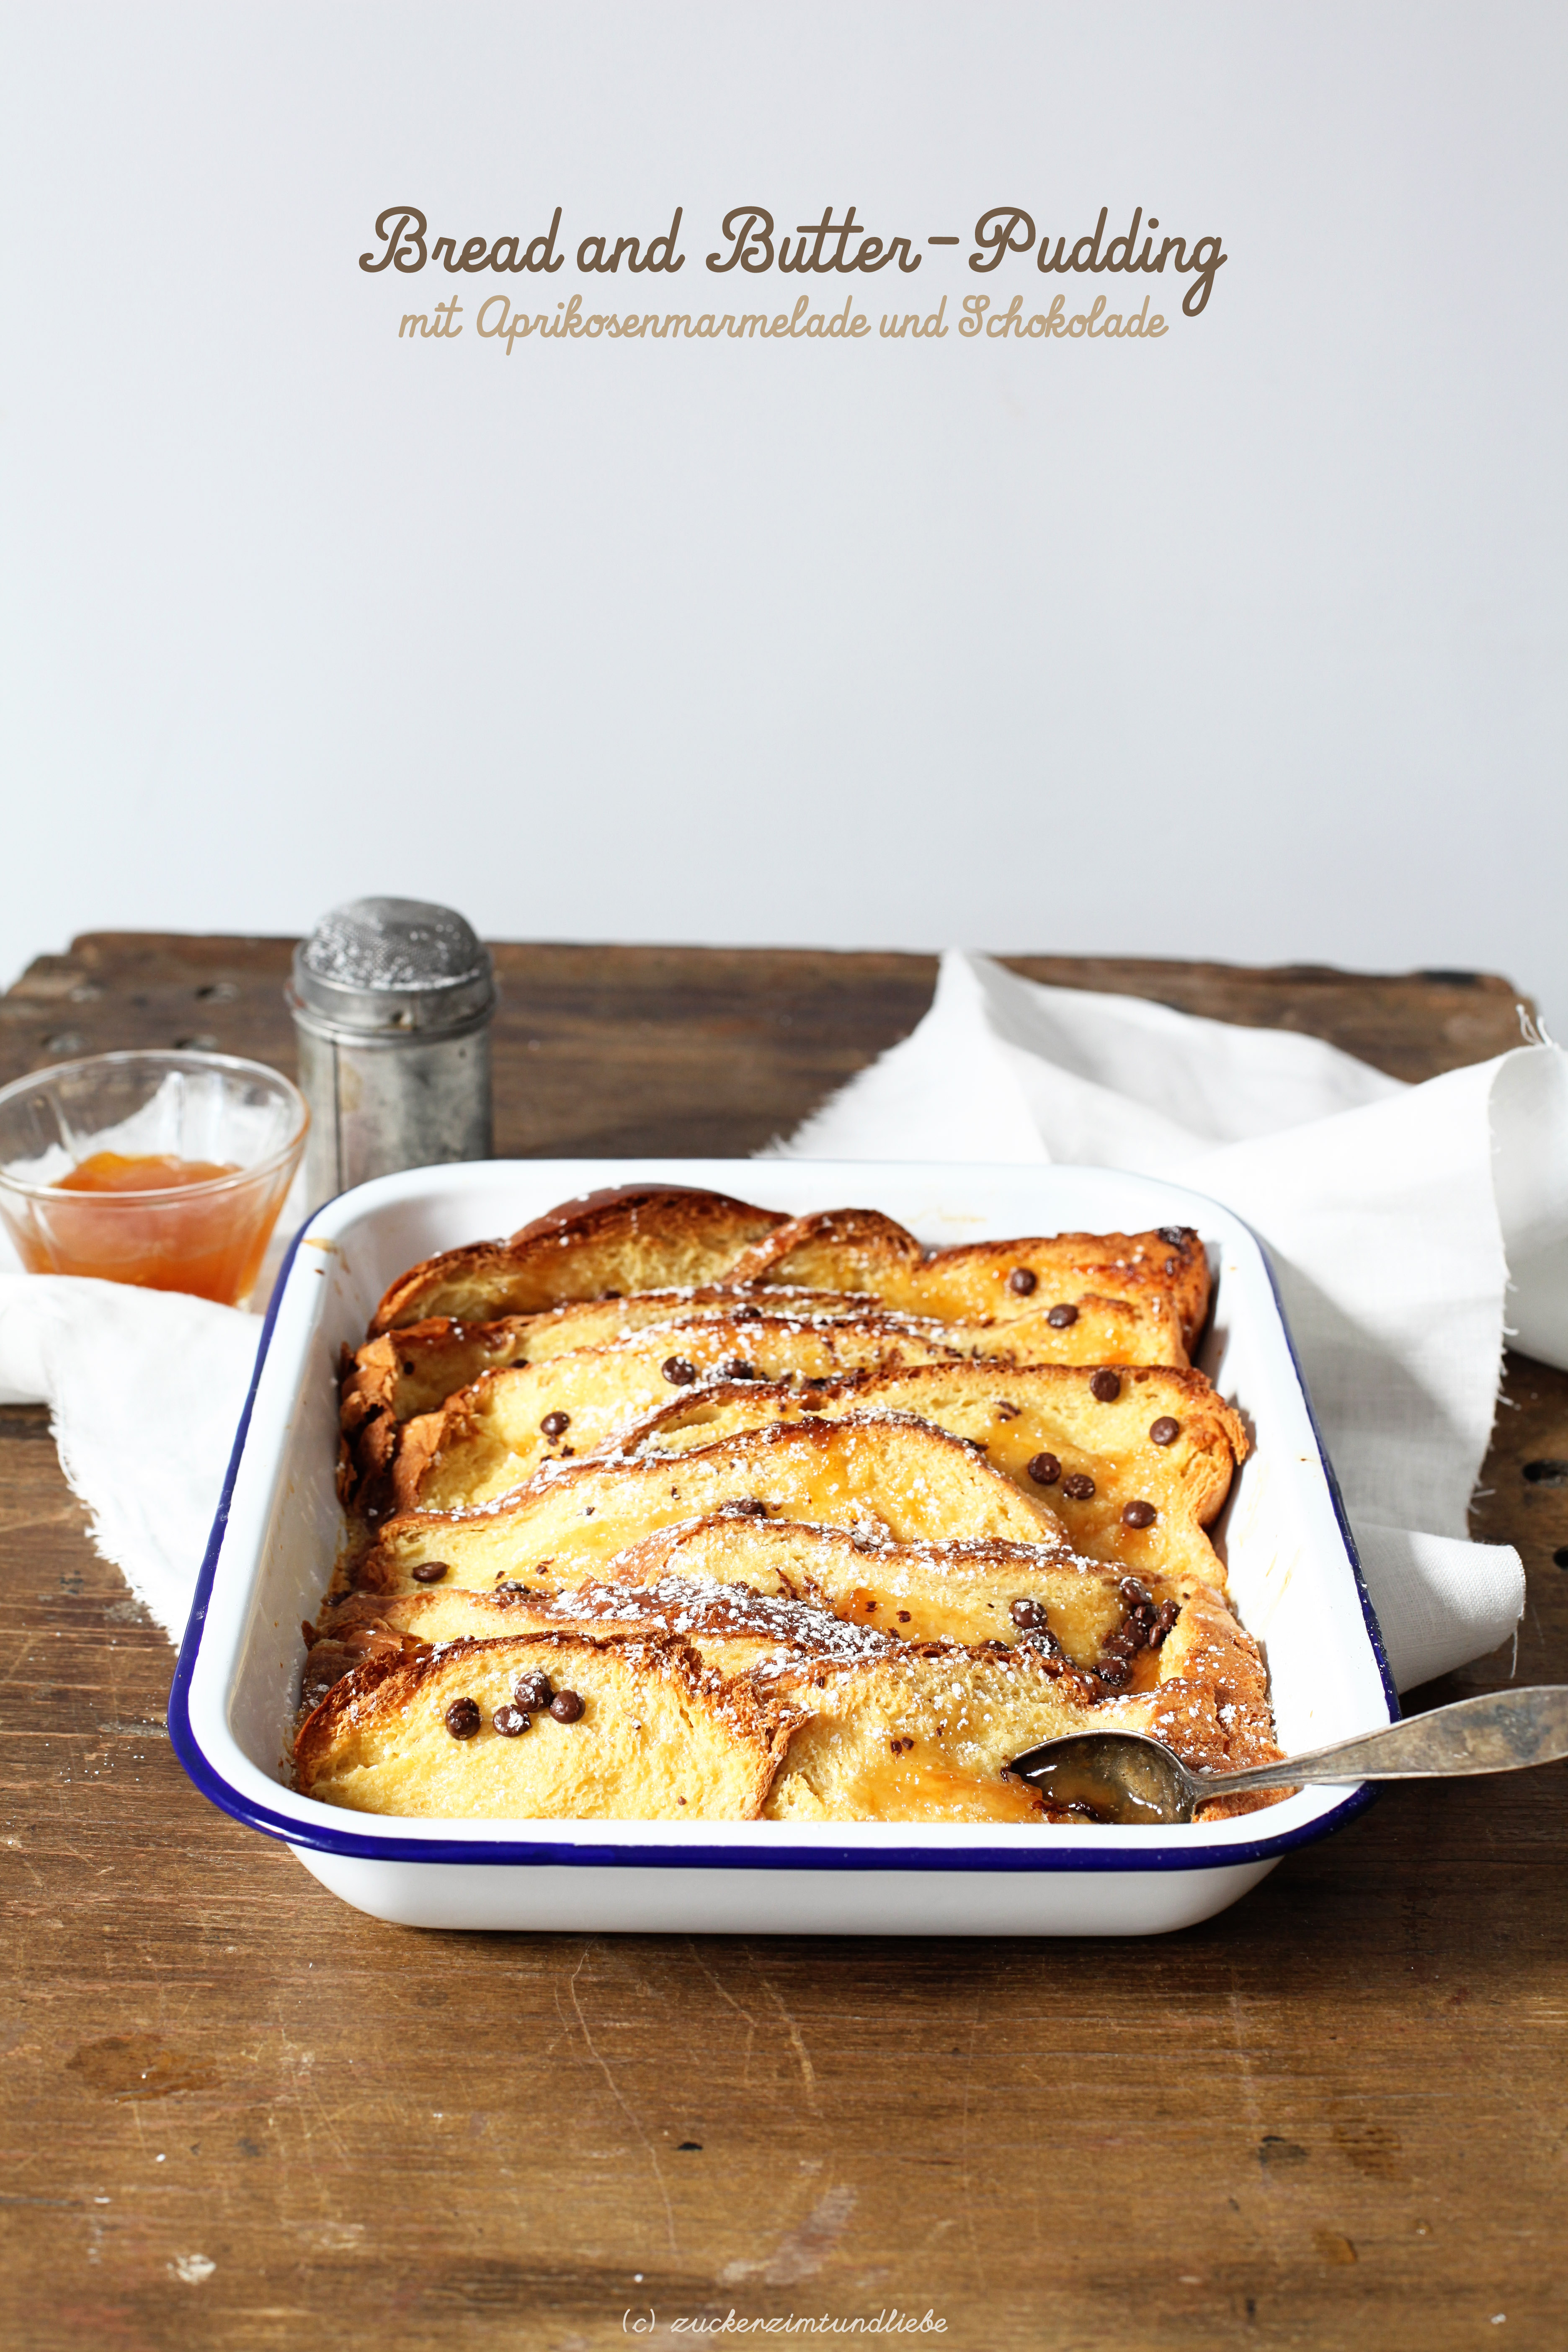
[1006,1685,1568,1826]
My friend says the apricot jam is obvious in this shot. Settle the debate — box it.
[54,1151,240,1196]
[15,1151,278,1304]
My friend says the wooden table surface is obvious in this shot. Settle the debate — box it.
[2,935,1564,2352]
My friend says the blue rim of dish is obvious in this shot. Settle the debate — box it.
[167,1183,1391,1877]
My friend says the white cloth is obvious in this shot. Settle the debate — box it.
[0,1274,259,1640]
[776,951,1568,1691]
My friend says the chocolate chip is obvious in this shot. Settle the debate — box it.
[721,1358,756,1380]
[798,1395,825,1413]
[731,1303,761,1322]
[1119,1577,1152,1607]
[400,1359,415,1375]
[1062,1472,1096,1500]
[444,1697,481,1738]
[1026,1452,1061,1486]
[549,1690,585,1723]
[661,1356,697,1385]
[864,1598,878,1612]
[514,1669,553,1709]
[1046,1302,1078,1329]
[1096,1655,1132,1691]
[1150,1600,1181,1648]
[411,1561,449,1584]
[897,1609,911,1623]
[994,1400,1020,1420]
[1158,1225,1191,1247]
[540,1410,571,1438]
[1009,1596,1050,1631]
[720,1496,769,1518]
[1089,1369,1122,1402]
[1101,1631,1136,1660]
[1008,1267,1038,1295]
[492,1705,531,1737]
[1149,1416,1180,1446]
[1122,1499,1158,1529]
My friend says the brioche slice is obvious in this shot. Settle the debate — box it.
[369,1185,786,1334]
[308,1521,1173,1701]
[728,1209,1210,1349]
[339,1285,876,1508]
[393,1311,964,1517]
[343,1284,1180,1500]
[296,1632,799,1819]
[303,1573,901,1705]
[344,1286,877,1434]
[627,1363,1246,1594]
[764,1586,1277,1823]
[296,1590,1275,1824]
[599,1517,1165,1666]
[359,1415,1064,1594]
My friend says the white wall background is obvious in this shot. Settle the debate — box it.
[3,1,1565,1027]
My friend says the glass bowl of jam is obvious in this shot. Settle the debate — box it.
[0,1051,309,1307]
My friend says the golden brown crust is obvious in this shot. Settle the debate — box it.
[368,1187,787,1334]
[338,1287,880,1510]
[359,1413,1064,1594]
[622,1362,1246,1593]
[387,1310,965,1518]
[295,1630,801,1821]
[307,1573,903,1694]
[601,1516,1169,1661]
[297,1578,1276,1824]
[727,1212,1211,1350]
[759,1594,1273,1821]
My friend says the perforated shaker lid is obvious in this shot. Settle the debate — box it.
[289,897,495,1036]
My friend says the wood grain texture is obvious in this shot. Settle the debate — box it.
[0,934,1563,2351]
[0,934,1534,1151]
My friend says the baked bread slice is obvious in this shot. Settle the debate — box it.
[358,1414,1063,1594]
[367,1190,1209,1349]
[391,1311,964,1517]
[338,1285,875,1508]
[305,1516,1177,1706]
[369,1185,787,1334]
[763,1584,1277,1822]
[302,1573,901,1706]
[295,1632,800,1820]
[595,1516,1168,1666]
[295,1589,1274,1824]
[727,1208,1210,1350]
[626,1362,1246,1593]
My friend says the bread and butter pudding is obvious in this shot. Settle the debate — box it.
[299,1184,1278,1823]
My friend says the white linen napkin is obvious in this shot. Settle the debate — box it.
[775,951,1568,1691]
[0,1274,259,1640]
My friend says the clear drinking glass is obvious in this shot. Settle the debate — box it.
[0,1051,309,1307]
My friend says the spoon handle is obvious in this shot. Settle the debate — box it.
[1200,1685,1568,1800]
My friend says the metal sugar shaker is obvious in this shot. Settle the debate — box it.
[287,897,496,1209]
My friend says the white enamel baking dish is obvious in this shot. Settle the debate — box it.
[169,1160,1396,1935]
